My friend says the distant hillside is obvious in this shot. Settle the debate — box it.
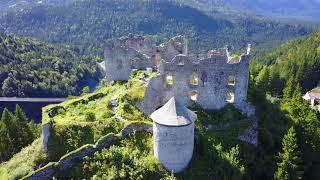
[0,0,313,56]
[0,0,68,10]
[252,32,320,96]
[192,0,320,22]
[0,33,100,97]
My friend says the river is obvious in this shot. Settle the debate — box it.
[0,79,101,124]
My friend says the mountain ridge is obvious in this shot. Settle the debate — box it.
[0,0,314,57]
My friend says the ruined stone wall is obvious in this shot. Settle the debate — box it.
[42,123,51,152]
[104,35,188,82]
[24,122,152,180]
[157,36,188,61]
[143,50,250,115]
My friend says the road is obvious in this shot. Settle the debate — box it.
[0,97,67,103]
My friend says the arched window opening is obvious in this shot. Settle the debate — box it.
[190,91,198,101]
[166,73,173,85]
[178,59,184,66]
[228,75,236,86]
[190,73,199,86]
[226,92,235,103]
[200,71,208,86]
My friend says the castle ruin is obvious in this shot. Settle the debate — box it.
[104,34,188,82]
[104,34,253,115]
[104,35,256,170]
[143,45,252,115]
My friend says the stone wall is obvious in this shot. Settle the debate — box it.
[104,35,188,82]
[24,122,152,180]
[42,123,51,152]
[153,122,194,173]
[142,48,251,115]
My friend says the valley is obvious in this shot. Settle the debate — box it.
[0,0,319,179]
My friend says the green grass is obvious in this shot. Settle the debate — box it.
[0,139,42,180]
[63,131,171,179]
[43,71,155,162]
[9,70,253,179]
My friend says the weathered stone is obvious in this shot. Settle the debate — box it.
[104,35,188,82]
[25,122,153,179]
[120,122,153,138]
[28,163,56,180]
[151,98,196,173]
[143,46,251,115]
[153,122,194,173]
[42,123,51,152]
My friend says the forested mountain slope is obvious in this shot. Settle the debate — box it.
[0,0,68,10]
[192,0,320,22]
[0,0,313,56]
[252,32,320,96]
[0,33,100,97]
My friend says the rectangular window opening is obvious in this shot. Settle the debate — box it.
[228,75,236,86]
[166,74,173,85]
[190,91,198,101]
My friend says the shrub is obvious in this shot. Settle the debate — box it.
[85,111,96,122]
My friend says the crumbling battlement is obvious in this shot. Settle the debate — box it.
[142,46,251,115]
[104,35,188,82]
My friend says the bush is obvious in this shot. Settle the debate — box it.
[66,132,171,179]
[85,111,96,122]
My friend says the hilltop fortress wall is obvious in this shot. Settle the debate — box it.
[104,35,188,82]
[143,48,251,114]
[104,34,252,116]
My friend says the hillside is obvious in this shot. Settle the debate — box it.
[0,33,100,97]
[0,67,319,179]
[0,0,313,56]
[192,0,320,22]
[0,71,253,179]
[252,32,320,96]
[0,0,68,10]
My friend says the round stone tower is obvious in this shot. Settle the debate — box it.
[151,97,197,173]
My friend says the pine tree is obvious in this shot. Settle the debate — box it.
[283,75,296,100]
[275,127,303,180]
[255,66,270,93]
[0,107,38,162]
[0,108,15,161]
[14,105,34,148]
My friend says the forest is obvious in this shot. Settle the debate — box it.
[0,33,101,97]
[0,105,39,162]
[252,31,320,96]
[1,31,320,178]
[0,0,319,179]
[0,0,313,57]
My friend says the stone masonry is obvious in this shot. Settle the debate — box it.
[143,46,251,115]
[104,34,188,82]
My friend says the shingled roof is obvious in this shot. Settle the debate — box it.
[151,97,197,126]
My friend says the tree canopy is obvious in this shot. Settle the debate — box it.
[0,33,100,97]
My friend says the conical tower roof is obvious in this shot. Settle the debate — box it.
[151,97,197,126]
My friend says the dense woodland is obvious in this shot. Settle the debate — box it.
[248,32,320,179]
[191,0,320,22]
[0,0,313,56]
[252,32,320,96]
[0,33,100,97]
[0,105,39,162]
[0,0,319,179]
